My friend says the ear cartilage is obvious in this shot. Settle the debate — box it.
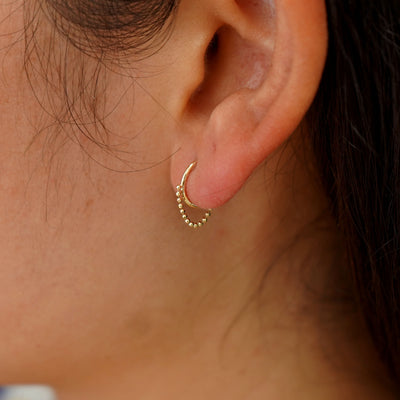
[176,162,212,229]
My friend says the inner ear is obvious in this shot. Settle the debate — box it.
[187,22,274,117]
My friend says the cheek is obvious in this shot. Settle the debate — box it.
[0,186,110,382]
[0,130,166,383]
[0,49,179,382]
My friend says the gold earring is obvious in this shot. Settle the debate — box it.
[176,162,212,229]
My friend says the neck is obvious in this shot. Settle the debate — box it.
[55,140,394,400]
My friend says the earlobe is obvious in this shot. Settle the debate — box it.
[170,0,328,210]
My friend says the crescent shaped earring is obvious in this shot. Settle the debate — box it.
[176,162,212,229]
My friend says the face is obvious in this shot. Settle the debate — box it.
[0,0,329,387]
[0,0,195,384]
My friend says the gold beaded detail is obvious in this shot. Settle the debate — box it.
[176,162,212,228]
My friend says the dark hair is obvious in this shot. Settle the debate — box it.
[307,0,400,383]
[44,0,179,58]
[37,0,400,387]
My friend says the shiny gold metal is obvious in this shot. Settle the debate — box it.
[180,162,200,208]
[176,162,212,228]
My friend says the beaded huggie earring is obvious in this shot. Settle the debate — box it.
[176,162,212,229]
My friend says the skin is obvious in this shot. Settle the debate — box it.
[0,0,396,398]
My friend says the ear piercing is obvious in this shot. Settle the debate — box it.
[176,162,212,228]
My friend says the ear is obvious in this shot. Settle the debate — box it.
[170,0,328,209]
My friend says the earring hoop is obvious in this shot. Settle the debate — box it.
[176,162,212,229]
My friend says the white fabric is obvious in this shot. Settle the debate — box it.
[1,386,55,400]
